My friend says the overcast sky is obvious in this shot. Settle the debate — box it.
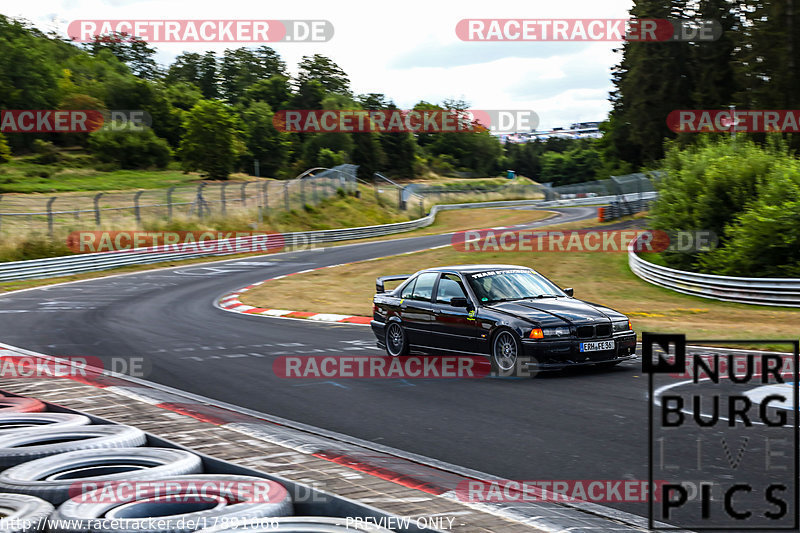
[12,0,634,129]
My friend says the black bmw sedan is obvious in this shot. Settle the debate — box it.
[370,265,637,374]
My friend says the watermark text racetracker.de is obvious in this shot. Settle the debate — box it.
[668,109,800,133]
[451,229,718,253]
[273,109,539,135]
[67,231,288,254]
[457,479,666,503]
[456,18,721,42]
[0,355,148,379]
[1,110,150,133]
[274,355,492,379]
[68,20,333,43]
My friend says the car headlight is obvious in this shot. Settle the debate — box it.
[612,319,632,332]
[542,326,570,337]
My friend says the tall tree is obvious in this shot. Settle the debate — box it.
[85,32,160,79]
[178,100,240,179]
[605,0,694,166]
[296,54,351,96]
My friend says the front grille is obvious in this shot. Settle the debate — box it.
[576,323,612,339]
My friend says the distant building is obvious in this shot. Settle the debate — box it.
[495,121,603,143]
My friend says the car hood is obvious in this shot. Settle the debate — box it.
[486,297,626,325]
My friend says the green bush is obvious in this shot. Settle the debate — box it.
[0,134,11,164]
[699,159,800,277]
[652,136,800,276]
[88,124,171,169]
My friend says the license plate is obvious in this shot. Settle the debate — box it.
[580,340,615,352]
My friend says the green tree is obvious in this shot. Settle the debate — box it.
[296,54,351,95]
[237,101,290,177]
[198,51,219,99]
[85,32,160,79]
[166,52,202,85]
[88,124,170,168]
[605,0,694,167]
[245,76,291,111]
[178,100,240,179]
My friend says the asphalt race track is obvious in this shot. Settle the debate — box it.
[0,205,793,527]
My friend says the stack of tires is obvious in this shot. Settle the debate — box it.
[0,395,391,533]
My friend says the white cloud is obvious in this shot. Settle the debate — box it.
[10,0,634,128]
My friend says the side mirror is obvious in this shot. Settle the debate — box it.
[563,288,574,297]
[449,297,469,307]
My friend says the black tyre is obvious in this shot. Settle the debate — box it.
[0,425,146,467]
[491,330,523,376]
[0,448,202,504]
[0,493,54,533]
[384,322,409,357]
[50,474,293,533]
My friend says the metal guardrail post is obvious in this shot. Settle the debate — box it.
[300,178,306,206]
[166,187,175,222]
[220,182,229,216]
[195,183,208,219]
[93,193,103,227]
[133,190,144,226]
[46,197,56,239]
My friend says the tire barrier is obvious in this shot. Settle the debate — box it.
[0,392,418,532]
[0,448,203,504]
[0,414,90,434]
[50,475,293,533]
[195,516,393,533]
[0,399,45,414]
[0,493,53,533]
[0,426,146,467]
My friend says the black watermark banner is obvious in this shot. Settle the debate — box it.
[645,333,800,530]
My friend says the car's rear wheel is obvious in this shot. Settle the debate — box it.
[385,322,409,357]
[491,330,522,375]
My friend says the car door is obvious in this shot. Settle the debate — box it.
[400,271,438,346]
[428,273,479,353]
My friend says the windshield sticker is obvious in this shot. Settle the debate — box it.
[471,269,532,279]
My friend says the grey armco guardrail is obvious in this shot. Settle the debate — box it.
[0,195,625,282]
[628,242,800,308]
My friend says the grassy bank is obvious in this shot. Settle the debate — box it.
[240,245,800,348]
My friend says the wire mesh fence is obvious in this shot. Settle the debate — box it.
[0,165,359,237]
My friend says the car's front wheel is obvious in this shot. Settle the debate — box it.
[385,322,409,357]
[491,330,522,375]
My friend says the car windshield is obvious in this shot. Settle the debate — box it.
[467,269,564,303]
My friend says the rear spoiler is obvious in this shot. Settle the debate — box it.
[376,275,410,293]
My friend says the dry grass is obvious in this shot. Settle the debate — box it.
[241,239,800,349]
